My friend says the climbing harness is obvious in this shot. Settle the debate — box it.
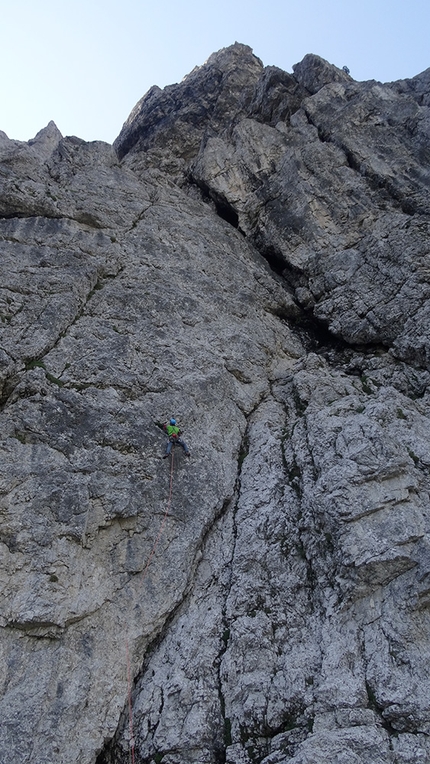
[125,446,175,763]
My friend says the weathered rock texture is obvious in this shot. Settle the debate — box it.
[1,43,430,764]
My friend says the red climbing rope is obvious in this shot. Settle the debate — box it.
[126,446,175,763]
[126,639,135,764]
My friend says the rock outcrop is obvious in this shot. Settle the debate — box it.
[1,43,430,764]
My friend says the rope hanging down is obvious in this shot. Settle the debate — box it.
[126,639,135,764]
[126,446,176,764]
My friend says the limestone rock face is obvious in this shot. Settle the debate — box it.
[1,43,430,764]
[116,46,430,361]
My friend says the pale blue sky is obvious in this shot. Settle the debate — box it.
[1,0,429,144]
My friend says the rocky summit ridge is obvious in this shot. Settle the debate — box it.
[1,42,430,764]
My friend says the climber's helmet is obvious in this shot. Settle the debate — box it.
[170,418,177,425]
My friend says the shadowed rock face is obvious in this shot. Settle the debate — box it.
[1,42,430,764]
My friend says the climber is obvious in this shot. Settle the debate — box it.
[163,418,190,458]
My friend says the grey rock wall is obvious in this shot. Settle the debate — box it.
[1,43,430,764]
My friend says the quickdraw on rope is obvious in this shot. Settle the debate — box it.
[126,446,175,764]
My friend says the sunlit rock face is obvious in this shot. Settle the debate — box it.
[1,43,430,764]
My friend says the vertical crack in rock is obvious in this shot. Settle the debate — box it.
[214,416,257,763]
[96,405,265,764]
[95,487,240,764]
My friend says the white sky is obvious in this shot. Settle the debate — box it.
[1,0,429,145]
